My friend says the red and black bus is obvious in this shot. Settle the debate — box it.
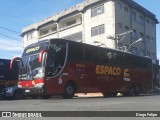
[10,39,153,99]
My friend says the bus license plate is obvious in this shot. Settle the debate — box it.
[25,90,30,92]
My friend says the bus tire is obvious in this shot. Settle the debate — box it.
[128,84,136,96]
[62,82,76,99]
[103,92,117,98]
[109,93,117,97]
[134,84,142,96]
[123,85,135,96]
[102,93,108,98]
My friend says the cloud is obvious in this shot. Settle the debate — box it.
[0,38,23,59]
[0,38,23,52]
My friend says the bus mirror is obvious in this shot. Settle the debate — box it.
[38,50,46,63]
[10,57,23,70]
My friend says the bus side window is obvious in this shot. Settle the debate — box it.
[47,42,67,77]
[68,43,84,61]
[47,50,58,76]
[85,45,99,63]
[100,50,112,64]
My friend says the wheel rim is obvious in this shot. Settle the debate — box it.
[66,86,74,95]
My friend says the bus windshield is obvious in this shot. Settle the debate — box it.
[20,54,45,80]
[20,41,49,80]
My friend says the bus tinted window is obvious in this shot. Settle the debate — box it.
[68,43,84,61]
[85,45,100,63]
[112,52,126,65]
[132,56,151,68]
[99,49,112,64]
[47,41,67,76]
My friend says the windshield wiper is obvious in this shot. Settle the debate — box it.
[27,63,34,80]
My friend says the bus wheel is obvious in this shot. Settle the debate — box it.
[123,85,135,96]
[128,85,136,96]
[134,85,142,96]
[102,93,110,98]
[110,93,117,97]
[62,83,76,99]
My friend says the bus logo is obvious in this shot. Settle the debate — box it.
[26,46,40,54]
[95,65,121,76]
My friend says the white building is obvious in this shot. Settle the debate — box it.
[22,0,159,62]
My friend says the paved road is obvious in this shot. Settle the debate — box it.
[0,94,160,120]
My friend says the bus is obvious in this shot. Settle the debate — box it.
[10,39,153,99]
[0,59,23,99]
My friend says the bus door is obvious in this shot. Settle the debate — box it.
[45,41,68,94]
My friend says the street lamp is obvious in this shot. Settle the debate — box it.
[94,41,107,47]
[127,37,143,51]
[107,30,133,49]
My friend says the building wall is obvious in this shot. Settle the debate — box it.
[114,0,157,60]
[83,0,115,48]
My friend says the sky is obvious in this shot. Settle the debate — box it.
[0,0,159,62]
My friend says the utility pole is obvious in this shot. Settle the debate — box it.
[107,30,133,49]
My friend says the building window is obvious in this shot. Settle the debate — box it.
[151,21,155,26]
[124,26,129,31]
[27,32,33,41]
[117,2,122,9]
[151,53,155,59]
[146,19,150,24]
[147,51,150,57]
[62,32,82,42]
[146,35,150,41]
[132,47,137,55]
[51,27,57,32]
[91,24,105,37]
[132,30,137,39]
[151,37,155,42]
[66,19,76,26]
[118,23,122,29]
[140,32,144,38]
[124,6,129,12]
[131,11,136,21]
[140,49,145,56]
[40,30,49,36]
[139,15,144,25]
[91,5,104,17]
[39,24,57,37]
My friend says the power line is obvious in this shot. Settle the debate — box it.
[0,42,22,48]
[0,33,21,42]
[0,25,20,34]
[0,8,29,25]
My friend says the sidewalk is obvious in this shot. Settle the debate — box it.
[75,93,103,97]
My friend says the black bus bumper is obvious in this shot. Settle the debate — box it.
[22,87,43,97]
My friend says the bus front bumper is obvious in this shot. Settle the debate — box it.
[22,87,43,97]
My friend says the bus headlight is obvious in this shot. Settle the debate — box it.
[18,85,22,88]
[34,83,44,88]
